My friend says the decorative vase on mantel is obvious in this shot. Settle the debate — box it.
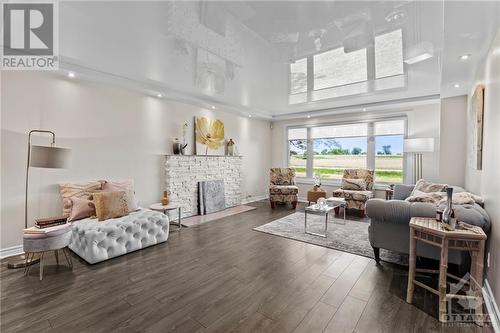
[227,139,236,156]
[161,191,170,206]
[442,187,456,229]
[173,138,187,155]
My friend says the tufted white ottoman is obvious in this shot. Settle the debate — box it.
[69,209,169,264]
[23,224,73,280]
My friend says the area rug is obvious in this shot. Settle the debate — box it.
[181,205,257,227]
[253,212,408,265]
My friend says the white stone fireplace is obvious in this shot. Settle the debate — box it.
[165,155,243,217]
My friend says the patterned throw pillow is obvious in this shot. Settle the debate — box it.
[59,181,103,217]
[411,179,448,195]
[90,191,129,221]
[102,179,139,212]
[341,178,367,191]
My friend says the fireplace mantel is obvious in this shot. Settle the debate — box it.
[165,155,242,217]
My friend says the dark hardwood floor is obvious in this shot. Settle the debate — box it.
[0,201,492,333]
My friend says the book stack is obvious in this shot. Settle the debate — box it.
[34,216,68,229]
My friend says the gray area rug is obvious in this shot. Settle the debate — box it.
[254,212,408,266]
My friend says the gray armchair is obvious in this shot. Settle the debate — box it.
[366,184,490,265]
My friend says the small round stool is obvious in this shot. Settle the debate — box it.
[23,225,73,280]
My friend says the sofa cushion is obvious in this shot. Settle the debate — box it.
[333,189,373,201]
[269,185,299,195]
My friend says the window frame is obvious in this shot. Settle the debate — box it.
[286,116,407,187]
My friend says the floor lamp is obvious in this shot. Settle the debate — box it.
[404,138,435,184]
[8,130,71,269]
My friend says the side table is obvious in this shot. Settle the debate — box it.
[307,188,327,206]
[23,225,73,280]
[385,188,394,200]
[406,217,487,325]
[150,203,182,231]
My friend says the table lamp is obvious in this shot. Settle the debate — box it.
[7,130,71,269]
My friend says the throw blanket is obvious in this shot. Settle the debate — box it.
[405,190,484,206]
[405,191,490,232]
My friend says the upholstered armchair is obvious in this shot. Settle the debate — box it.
[269,168,299,209]
[332,169,374,217]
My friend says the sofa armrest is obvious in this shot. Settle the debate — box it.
[366,199,411,224]
[393,184,414,200]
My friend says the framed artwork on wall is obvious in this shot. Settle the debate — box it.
[472,85,485,170]
[195,116,225,155]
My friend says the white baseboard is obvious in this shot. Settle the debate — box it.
[0,244,23,259]
[242,195,269,204]
[484,279,500,332]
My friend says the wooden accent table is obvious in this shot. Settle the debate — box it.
[406,217,487,325]
[385,188,394,200]
[307,188,327,206]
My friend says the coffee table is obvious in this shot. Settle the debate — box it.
[304,204,335,238]
[326,197,347,225]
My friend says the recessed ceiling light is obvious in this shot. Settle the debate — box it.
[307,115,311,118]
[67,72,75,78]
[211,106,216,110]
[459,54,471,60]
[156,93,163,98]
[362,108,367,112]
[248,115,252,118]
[454,84,460,88]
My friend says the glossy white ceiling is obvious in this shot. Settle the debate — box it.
[57,1,500,118]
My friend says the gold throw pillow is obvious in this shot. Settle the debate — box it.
[90,191,129,221]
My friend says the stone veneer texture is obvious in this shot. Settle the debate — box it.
[165,155,243,217]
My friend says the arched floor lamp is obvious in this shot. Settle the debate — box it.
[8,130,71,269]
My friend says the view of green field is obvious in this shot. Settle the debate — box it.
[289,155,403,183]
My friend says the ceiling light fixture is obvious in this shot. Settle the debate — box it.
[307,115,311,119]
[362,108,367,112]
[156,93,163,98]
[454,84,460,88]
[248,115,252,118]
[404,41,434,65]
[211,105,216,110]
[67,72,75,78]
[459,54,471,60]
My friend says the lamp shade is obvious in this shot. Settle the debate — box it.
[404,138,435,153]
[30,145,71,168]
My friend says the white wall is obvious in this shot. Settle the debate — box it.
[0,71,271,249]
[270,102,442,199]
[439,96,467,187]
[465,30,500,306]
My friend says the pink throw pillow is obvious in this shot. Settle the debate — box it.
[69,196,95,221]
